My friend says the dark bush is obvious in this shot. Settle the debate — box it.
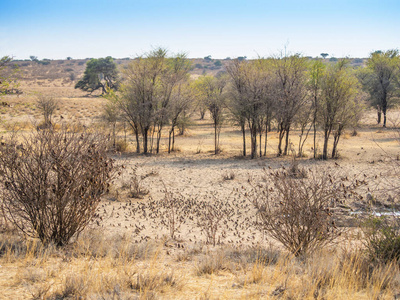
[0,128,115,246]
[362,216,400,264]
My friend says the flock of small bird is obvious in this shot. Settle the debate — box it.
[92,166,269,247]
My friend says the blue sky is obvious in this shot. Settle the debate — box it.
[0,0,399,60]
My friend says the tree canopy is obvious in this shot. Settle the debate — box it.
[359,49,400,127]
[75,56,119,94]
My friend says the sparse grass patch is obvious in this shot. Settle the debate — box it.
[196,250,229,276]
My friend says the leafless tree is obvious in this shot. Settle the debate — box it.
[272,54,309,156]
[122,48,190,154]
[227,59,273,158]
[168,82,194,153]
[308,60,325,158]
[102,90,120,148]
[194,74,227,154]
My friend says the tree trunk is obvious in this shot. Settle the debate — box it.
[214,123,218,155]
[283,127,290,156]
[156,128,162,154]
[277,127,285,157]
[264,120,268,156]
[143,129,148,154]
[168,128,173,154]
[200,109,205,120]
[377,105,382,124]
[250,124,257,159]
[313,121,317,159]
[135,131,140,153]
[112,123,116,149]
[322,128,330,160]
[332,128,342,158]
[172,130,175,150]
[382,96,387,128]
[241,122,246,157]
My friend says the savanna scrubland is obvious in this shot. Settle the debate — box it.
[0,51,400,299]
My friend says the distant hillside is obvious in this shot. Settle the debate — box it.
[5,56,366,95]
[7,57,231,84]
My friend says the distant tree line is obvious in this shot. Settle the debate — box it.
[73,48,400,159]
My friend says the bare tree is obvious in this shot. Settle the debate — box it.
[102,89,120,148]
[194,74,227,154]
[308,60,326,158]
[36,94,58,127]
[168,82,194,153]
[272,54,309,156]
[122,48,190,154]
[227,59,272,158]
[0,127,115,246]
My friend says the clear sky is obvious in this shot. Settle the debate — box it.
[0,0,399,60]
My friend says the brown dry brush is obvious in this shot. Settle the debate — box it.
[147,186,190,240]
[0,127,115,246]
[195,194,235,246]
[250,168,363,256]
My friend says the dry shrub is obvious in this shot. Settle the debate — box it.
[128,271,181,292]
[251,168,355,256]
[0,128,115,246]
[72,230,158,261]
[125,166,150,199]
[222,171,236,181]
[195,196,235,246]
[55,274,89,299]
[115,139,129,152]
[36,94,58,125]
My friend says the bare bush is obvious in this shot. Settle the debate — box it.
[195,196,235,246]
[0,128,115,246]
[36,94,58,126]
[125,165,150,199]
[251,169,355,256]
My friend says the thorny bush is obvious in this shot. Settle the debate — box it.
[0,127,115,246]
[250,168,362,256]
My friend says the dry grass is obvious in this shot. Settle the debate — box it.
[0,230,399,299]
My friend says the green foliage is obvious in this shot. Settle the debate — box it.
[0,56,21,96]
[319,59,361,159]
[362,216,400,264]
[329,57,338,62]
[320,53,329,59]
[75,56,119,94]
[214,60,222,67]
[358,49,400,126]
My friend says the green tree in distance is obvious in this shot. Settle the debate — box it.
[75,56,119,94]
[359,49,400,127]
